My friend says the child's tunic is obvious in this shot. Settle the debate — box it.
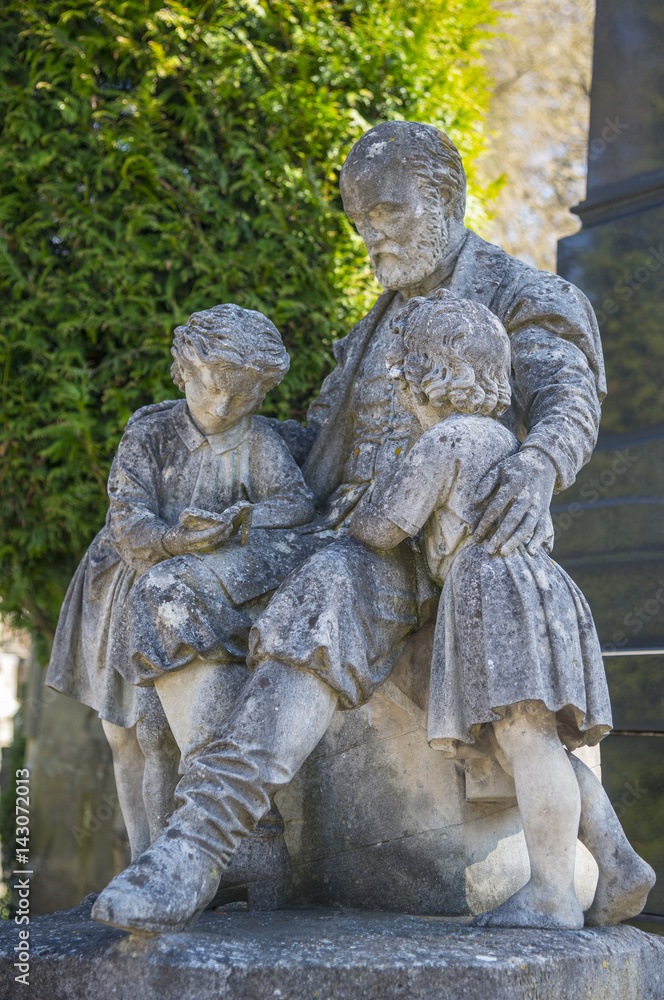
[46,400,314,726]
[373,412,612,755]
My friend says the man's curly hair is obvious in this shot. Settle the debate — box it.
[170,303,289,392]
[387,289,511,418]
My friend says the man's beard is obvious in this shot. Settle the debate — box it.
[370,205,449,291]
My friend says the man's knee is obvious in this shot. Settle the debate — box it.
[136,557,192,599]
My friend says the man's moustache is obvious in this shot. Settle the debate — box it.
[369,245,408,261]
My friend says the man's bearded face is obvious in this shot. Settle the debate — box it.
[341,166,450,291]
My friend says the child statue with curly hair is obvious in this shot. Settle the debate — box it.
[351,289,655,930]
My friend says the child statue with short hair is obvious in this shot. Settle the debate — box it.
[48,303,315,906]
[351,289,655,929]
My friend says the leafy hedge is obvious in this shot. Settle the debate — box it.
[0,0,496,653]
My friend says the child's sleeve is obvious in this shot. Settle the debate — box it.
[107,421,171,566]
[249,426,316,528]
[372,430,456,537]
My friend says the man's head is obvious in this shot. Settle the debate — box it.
[171,303,289,434]
[387,289,511,426]
[339,122,466,292]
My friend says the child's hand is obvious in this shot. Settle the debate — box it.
[164,502,252,555]
[163,521,234,555]
[179,502,251,531]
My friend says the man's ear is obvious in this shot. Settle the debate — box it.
[438,183,455,210]
[439,183,465,222]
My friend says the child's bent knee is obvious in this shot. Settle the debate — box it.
[101,719,139,754]
[136,715,178,759]
[492,700,561,758]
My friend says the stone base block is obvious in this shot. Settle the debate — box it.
[2,898,664,1000]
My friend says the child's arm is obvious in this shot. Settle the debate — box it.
[350,498,409,549]
[107,420,230,566]
[248,425,316,528]
[350,428,456,549]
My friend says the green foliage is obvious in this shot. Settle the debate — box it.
[0,0,496,648]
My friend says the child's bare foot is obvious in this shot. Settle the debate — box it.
[471,881,584,930]
[585,853,656,926]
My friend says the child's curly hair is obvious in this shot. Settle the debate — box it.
[171,303,289,392]
[387,289,511,418]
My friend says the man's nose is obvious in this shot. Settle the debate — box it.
[362,220,385,246]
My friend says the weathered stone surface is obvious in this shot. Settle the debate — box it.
[2,899,664,1000]
[88,123,640,936]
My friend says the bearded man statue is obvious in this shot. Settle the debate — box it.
[92,122,608,934]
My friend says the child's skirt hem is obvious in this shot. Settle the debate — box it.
[426,542,613,753]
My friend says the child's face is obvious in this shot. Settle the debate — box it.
[390,367,453,430]
[184,364,266,435]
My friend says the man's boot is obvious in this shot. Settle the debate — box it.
[209,805,290,911]
[92,659,338,933]
[151,658,292,913]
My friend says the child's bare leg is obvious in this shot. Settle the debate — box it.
[136,706,180,843]
[473,700,583,929]
[567,751,655,925]
[101,720,151,860]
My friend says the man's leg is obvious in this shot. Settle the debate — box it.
[152,656,294,910]
[153,658,250,770]
[92,540,417,932]
[92,658,338,932]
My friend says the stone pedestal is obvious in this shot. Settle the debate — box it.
[3,898,663,1000]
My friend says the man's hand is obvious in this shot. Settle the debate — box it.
[299,481,370,534]
[474,448,557,556]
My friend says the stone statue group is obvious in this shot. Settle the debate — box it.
[47,122,655,935]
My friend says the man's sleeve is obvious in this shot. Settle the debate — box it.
[498,268,606,492]
[372,432,454,535]
[107,422,171,567]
